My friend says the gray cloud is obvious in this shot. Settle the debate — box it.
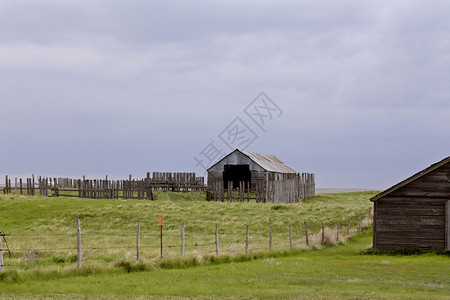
[1,0,449,188]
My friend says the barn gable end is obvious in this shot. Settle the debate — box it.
[371,157,450,251]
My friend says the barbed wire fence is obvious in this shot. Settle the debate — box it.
[0,209,372,272]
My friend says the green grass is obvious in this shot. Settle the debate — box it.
[0,191,375,266]
[0,190,376,233]
[1,191,449,299]
[0,192,361,281]
[1,233,449,299]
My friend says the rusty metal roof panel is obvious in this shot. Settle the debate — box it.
[239,149,298,174]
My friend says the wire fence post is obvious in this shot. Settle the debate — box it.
[347,220,350,236]
[369,207,372,219]
[215,224,219,255]
[0,232,4,272]
[245,225,249,254]
[160,226,163,258]
[181,223,185,257]
[321,222,325,245]
[304,222,309,246]
[289,225,293,249]
[269,225,272,250]
[359,215,362,233]
[77,218,81,268]
[337,221,340,241]
[137,221,141,262]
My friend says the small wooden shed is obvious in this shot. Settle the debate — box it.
[207,149,315,203]
[371,157,450,251]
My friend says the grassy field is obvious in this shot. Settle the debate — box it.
[0,191,375,267]
[2,190,448,298]
[1,233,449,299]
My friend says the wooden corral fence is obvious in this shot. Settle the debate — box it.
[207,173,315,203]
[2,172,206,200]
[151,172,205,191]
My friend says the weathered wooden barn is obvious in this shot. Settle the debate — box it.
[207,149,315,203]
[371,157,450,251]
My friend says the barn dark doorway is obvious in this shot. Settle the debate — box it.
[223,164,251,189]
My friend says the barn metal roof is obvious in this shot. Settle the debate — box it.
[370,156,450,202]
[207,149,298,173]
[239,150,298,173]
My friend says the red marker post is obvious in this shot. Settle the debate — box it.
[158,216,164,258]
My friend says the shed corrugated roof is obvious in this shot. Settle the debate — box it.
[239,150,298,174]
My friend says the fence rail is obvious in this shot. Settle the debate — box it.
[0,210,372,272]
[2,173,206,199]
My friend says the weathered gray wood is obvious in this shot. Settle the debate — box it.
[369,207,372,219]
[215,224,219,255]
[359,215,362,233]
[77,219,81,268]
[373,201,377,249]
[181,223,185,256]
[269,226,273,250]
[337,221,340,241]
[0,232,3,272]
[245,225,249,253]
[347,220,350,236]
[160,225,163,258]
[304,222,309,246]
[446,201,449,250]
[289,225,293,249]
[321,223,325,245]
[137,221,141,261]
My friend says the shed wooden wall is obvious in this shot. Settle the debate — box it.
[373,197,446,250]
[373,162,450,251]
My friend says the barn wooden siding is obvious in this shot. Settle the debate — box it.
[208,171,315,203]
[372,159,450,251]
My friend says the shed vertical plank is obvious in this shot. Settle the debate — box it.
[373,201,377,249]
[446,201,449,250]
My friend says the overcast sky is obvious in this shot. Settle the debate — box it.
[1,0,449,189]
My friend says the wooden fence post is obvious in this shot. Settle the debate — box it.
[337,221,340,241]
[269,226,272,250]
[304,222,309,246]
[289,225,293,249]
[215,224,219,255]
[245,225,249,254]
[160,225,163,258]
[77,219,81,268]
[347,220,350,236]
[181,223,185,256]
[369,207,372,219]
[359,215,362,233]
[137,221,141,262]
[0,232,3,272]
[321,222,325,245]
